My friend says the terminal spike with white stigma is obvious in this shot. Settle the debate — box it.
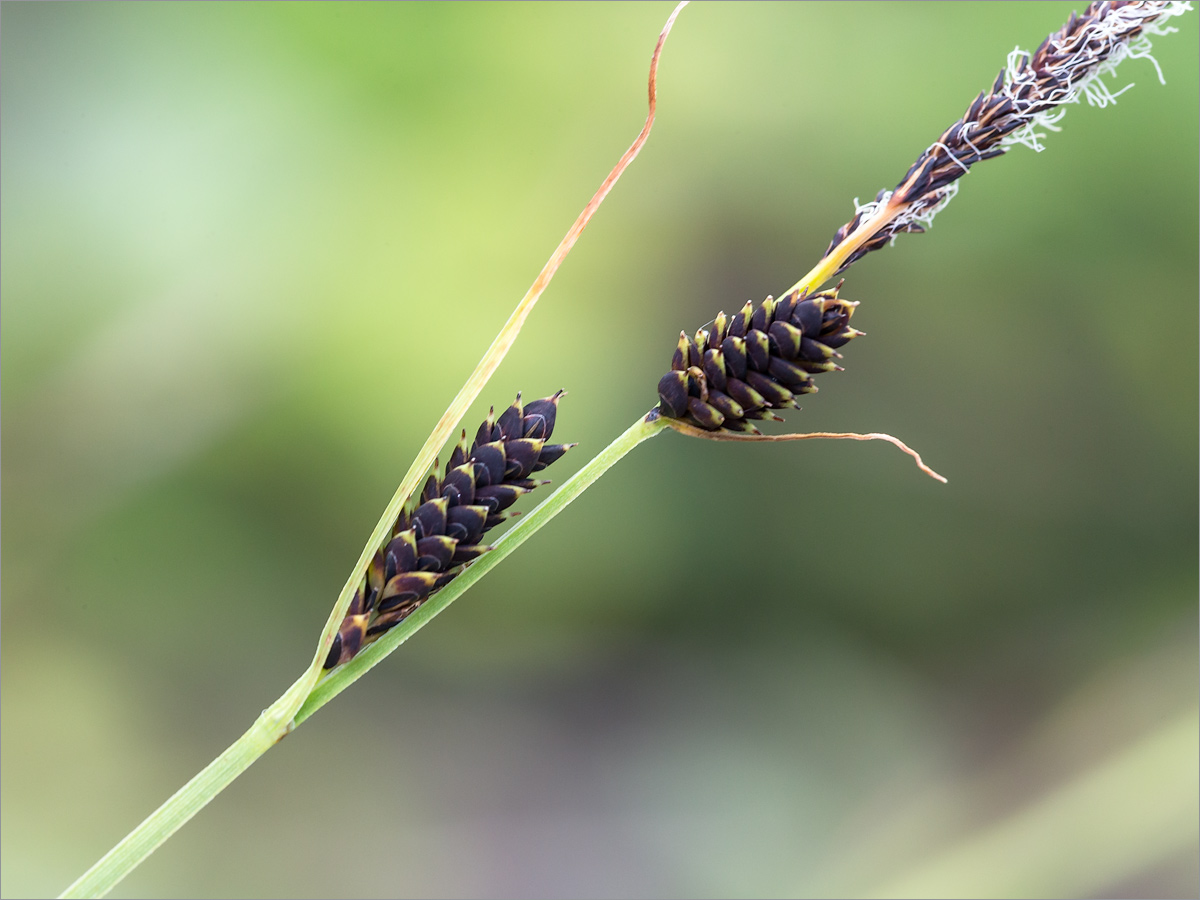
[800,1,1191,283]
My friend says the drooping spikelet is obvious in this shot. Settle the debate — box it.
[324,392,574,669]
[655,284,862,434]
[822,0,1190,274]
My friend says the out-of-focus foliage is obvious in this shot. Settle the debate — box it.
[2,3,1196,897]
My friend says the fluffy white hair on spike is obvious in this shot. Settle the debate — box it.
[814,1,1191,273]
[851,190,893,220]
[1080,75,1137,108]
[954,124,985,161]
[892,181,960,237]
[1000,0,1192,153]
[929,142,971,175]
[1004,107,1067,153]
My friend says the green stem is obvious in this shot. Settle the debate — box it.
[59,411,667,899]
[294,411,668,726]
[58,673,312,899]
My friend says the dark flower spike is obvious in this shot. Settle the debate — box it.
[808,1,1189,279]
[656,3,1186,477]
[324,392,574,669]
[656,283,858,435]
[654,282,946,481]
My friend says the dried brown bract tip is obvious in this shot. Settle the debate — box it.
[655,283,862,434]
[324,392,575,669]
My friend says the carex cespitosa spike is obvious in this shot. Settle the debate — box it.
[655,283,863,434]
[819,1,1189,274]
[324,391,575,669]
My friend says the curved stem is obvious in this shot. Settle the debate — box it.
[663,419,947,483]
[57,6,689,891]
[306,0,686,689]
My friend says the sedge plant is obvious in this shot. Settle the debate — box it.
[60,2,1191,896]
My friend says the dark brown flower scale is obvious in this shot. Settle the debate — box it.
[656,284,863,434]
[824,0,1179,273]
[324,392,575,669]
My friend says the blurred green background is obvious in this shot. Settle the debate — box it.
[3,3,1197,897]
